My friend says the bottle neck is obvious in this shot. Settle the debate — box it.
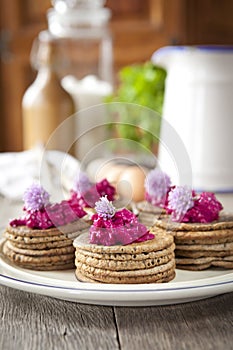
[35,65,60,85]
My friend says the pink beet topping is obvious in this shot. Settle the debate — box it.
[70,178,116,211]
[166,187,223,223]
[9,182,87,229]
[10,179,116,230]
[10,199,85,229]
[89,205,154,246]
[182,192,223,223]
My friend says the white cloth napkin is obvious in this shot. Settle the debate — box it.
[0,148,80,202]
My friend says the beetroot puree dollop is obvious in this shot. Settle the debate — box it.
[10,200,85,229]
[89,208,154,246]
[10,179,116,230]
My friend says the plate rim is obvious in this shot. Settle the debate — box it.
[1,270,233,307]
[1,239,233,306]
[1,254,233,306]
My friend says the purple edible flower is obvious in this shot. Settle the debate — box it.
[95,196,116,220]
[23,183,50,212]
[73,171,92,195]
[145,168,171,206]
[167,186,194,222]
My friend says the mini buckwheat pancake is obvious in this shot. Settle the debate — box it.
[6,240,75,256]
[175,249,233,258]
[171,229,233,245]
[76,258,175,277]
[175,241,233,251]
[75,251,175,271]
[16,262,75,271]
[75,270,176,284]
[152,212,233,270]
[154,213,233,232]
[75,263,176,284]
[74,231,173,254]
[6,239,73,250]
[4,231,69,244]
[136,201,166,228]
[73,232,174,254]
[75,243,175,261]
[176,258,233,271]
[73,231,176,284]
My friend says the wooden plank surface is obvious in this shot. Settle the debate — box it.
[114,293,233,350]
[0,285,232,350]
[0,286,119,350]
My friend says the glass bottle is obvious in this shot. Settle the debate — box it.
[46,0,114,160]
[22,30,75,153]
[47,0,113,84]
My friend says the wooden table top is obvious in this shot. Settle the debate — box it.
[0,286,232,350]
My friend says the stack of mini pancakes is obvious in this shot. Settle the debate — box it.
[2,220,90,271]
[152,213,233,270]
[73,231,176,284]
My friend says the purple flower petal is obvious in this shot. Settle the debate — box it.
[23,183,50,211]
[167,186,194,222]
[95,196,116,220]
[73,171,92,195]
[145,169,171,206]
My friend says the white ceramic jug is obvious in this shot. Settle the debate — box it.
[152,46,233,192]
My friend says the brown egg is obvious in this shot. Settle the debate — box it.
[94,161,115,182]
[95,162,126,184]
[117,166,148,202]
[103,164,127,184]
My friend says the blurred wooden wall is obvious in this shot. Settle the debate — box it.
[0,0,233,152]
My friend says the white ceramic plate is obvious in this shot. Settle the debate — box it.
[0,241,233,306]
